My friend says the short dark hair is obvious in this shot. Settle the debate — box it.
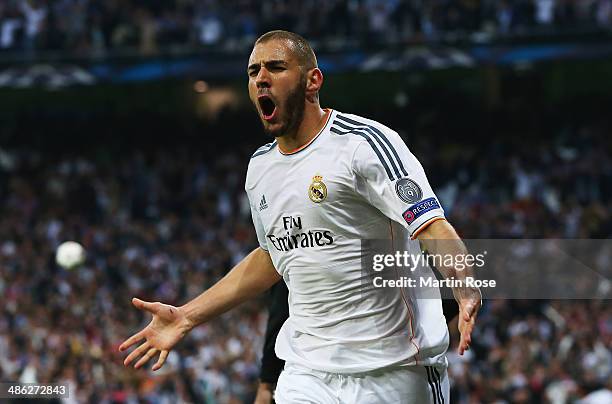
[255,30,317,71]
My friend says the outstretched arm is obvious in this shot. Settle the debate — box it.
[181,247,281,325]
[416,219,481,355]
[119,247,281,370]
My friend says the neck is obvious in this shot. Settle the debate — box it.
[276,105,328,154]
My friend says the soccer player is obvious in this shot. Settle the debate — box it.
[119,30,481,403]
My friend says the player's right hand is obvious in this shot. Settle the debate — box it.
[118,297,193,371]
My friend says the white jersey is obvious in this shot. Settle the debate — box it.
[245,109,449,373]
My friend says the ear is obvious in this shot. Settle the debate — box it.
[306,68,323,98]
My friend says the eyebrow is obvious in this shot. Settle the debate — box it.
[247,60,288,72]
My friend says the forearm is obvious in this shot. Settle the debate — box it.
[181,247,281,329]
[417,220,479,298]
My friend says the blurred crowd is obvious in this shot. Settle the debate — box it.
[420,122,612,239]
[0,115,611,403]
[0,146,266,402]
[449,300,611,403]
[0,0,612,56]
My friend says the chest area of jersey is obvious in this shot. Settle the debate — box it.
[255,156,355,235]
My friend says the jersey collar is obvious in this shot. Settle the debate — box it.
[278,109,333,155]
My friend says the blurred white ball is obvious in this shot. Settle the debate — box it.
[56,241,86,269]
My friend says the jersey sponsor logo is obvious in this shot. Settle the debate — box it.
[402,197,440,224]
[395,178,422,204]
[308,174,328,203]
[267,230,334,252]
[267,215,334,252]
[259,194,268,211]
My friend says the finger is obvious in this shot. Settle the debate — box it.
[152,350,169,371]
[459,331,467,354]
[458,321,474,355]
[459,334,471,352]
[123,341,150,366]
[462,318,474,339]
[134,347,158,369]
[132,297,157,313]
[459,337,470,355]
[119,331,145,352]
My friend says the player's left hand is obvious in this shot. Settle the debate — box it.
[456,288,481,355]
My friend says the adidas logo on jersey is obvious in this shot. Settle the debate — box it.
[259,195,268,211]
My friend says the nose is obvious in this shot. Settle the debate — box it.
[256,67,271,88]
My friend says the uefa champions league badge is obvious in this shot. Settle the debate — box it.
[395,177,422,204]
[309,174,328,203]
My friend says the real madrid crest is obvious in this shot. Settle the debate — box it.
[308,174,327,203]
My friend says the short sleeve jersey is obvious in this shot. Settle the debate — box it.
[245,109,449,373]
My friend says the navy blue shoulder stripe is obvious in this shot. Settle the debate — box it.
[336,114,409,178]
[332,118,402,180]
[251,141,277,159]
[330,124,395,180]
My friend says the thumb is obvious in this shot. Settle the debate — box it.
[132,297,156,312]
[463,301,475,321]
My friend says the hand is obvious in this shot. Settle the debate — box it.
[118,298,193,371]
[253,382,274,404]
[455,288,481,355]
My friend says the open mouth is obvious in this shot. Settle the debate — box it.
[258,95,277,121]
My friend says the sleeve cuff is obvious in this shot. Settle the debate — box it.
[410,216,446,240]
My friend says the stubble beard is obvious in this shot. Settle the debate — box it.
[262,76,306,139]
